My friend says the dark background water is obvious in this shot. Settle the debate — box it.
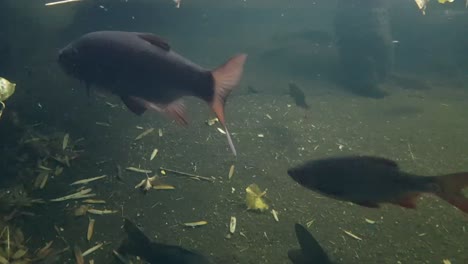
[0,0,467,263]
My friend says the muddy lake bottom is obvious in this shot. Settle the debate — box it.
[4,77,468,264]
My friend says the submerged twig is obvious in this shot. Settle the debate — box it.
[159,167,214,182]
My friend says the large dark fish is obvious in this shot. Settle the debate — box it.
[117,218,212,264]
[287,156,468,213]
[58,31,247,156]
[288,223,333,264]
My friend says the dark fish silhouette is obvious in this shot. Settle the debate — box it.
[288,223,333,264]
[288,82,309,109]
[288,156,468,213]
[117,218,212,264]
[58,31,247,156]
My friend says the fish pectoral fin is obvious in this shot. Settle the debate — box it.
[121,96,147,116]
[354,201,380,208]
[137,33,170,51]
[393,193,420,209]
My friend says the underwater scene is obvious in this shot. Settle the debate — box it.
[0,0,467,263]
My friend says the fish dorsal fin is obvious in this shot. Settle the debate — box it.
[137,33,170,51]
[363,156,399,168]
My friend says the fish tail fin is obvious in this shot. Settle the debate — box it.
[211,53,247,156]
[435,173,468,213]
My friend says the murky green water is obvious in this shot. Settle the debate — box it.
[0,1,467,263]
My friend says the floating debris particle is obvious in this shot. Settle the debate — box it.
[158,128,163,137]
[443,259,452,264]
[365,218,376,224]
[54,166,64,176]
[105,101,118,108]
[153,184,175,190]
[245,183,269,212]
[74,246,84,264]
[342,229,362,241]
[62,133,69,150]
[95,122,111,127]
[126,167,152,174]
[74,205,90,216]
[11,248,27,259]
[34,172,48,189]
[45,0,82,6]
[136,126,144,130]
[135,176,157,192]
[82,243,103,257]
[87,218,95,241]
[271,209,279,222]
[183,221,208,228]
[83,199,106,204]
[39,173,49,189]
[70,175,107,186]
[228,165,235,180]
[150,148,159,161]
[265,114,272,120]
[87,209,118,215]
[50,188,95,202]
[206,117,219,126]
[113,250,127,263]
[217,127,226,134]
[135,128,154,140]
[160,167,214,182]
[229,216,236,234]
[257,134,264,138]
[38,165,53,171]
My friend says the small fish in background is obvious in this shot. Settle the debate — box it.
[288,223,333,264]
[287,156,468,213]
[247,85,259,94]
[58,31,247,156]
[288,82,309,110]
[117,218,212,264]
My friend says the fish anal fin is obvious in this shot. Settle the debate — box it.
[137,33,170,51]
[394,193,420,209]
[121,96,147,116]
[435,172,468,213]
[354,201,380,208]
[129,97,188,125]
[163,100,188,126]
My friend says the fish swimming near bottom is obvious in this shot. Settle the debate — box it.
[58,31,247,156]
[117,218,212,264]
[287,156,468,213]
[288,223,333,264]
[288,82,309,110]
